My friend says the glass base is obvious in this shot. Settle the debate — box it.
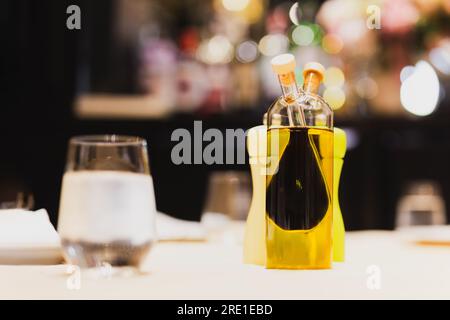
[61,238,153,274]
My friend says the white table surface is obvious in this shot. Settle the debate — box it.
[1,229,450,299]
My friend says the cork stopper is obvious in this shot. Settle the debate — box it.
[303,62,325,79]
[271,54,296,75]
[303,62,325,94]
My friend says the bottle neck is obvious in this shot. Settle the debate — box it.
[303,71,321,94]
[276,71,306,127]
[278,72,299,103]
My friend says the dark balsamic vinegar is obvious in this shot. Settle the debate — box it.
[266,127,333,269]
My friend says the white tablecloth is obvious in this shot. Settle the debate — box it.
[1,230,450,299]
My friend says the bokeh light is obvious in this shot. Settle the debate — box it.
[355,77,378,99]
[308,24,324,45]
[400,61,440,116]
[323,86,346,110]
[258,33,289,56]
[197,35,234,64]
[324,67,345,87]
[244,0,264,23]
[222,0,250,12]
[400,65,415,82]
[337,19,366,44]
[236,40,259,63]
[289,2,302,25]
[343,128,360,150]
[429,46,450,75]
[292,25,314,46]
[322,34,344,55]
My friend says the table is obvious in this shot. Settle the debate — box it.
[1,230,450,299]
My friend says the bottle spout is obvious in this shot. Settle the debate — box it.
[302,62,325,94]
[270,54,306,127]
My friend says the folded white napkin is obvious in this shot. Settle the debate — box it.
[0,209,208,265]
[156,212,206,241]
[0,209,62,264]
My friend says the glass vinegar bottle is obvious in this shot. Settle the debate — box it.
[265,54,334,269]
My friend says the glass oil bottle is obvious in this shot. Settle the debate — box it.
[266,54,334,269]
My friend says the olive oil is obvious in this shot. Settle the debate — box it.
[266,127,333,269]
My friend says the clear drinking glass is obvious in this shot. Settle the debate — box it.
[396,181,446,228]
[57,135,157,274]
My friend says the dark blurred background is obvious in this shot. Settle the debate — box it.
[2,0,450,230]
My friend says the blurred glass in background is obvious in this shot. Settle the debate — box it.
[204,171,252,220]
[396,181,446,228]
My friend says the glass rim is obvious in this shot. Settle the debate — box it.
[69,135,147,146]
